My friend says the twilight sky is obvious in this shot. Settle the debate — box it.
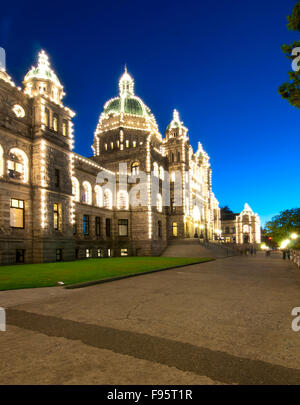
[1,0,299,225]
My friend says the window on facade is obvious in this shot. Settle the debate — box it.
[105,143,108,151]
[54,169,60,188]
[225,227,230,234]
[171,153,174,163]
[8,149,28,183]
[44,108,50,127]
[62,120,68,136]
[95,217,101,236]
[73,222,77,235]
[177,152,180,162]
[170,198,176,212]
[133,141,136,148]
[53,203,62,231]
[172,222,178,237]
[108,248,112,257]
[243,225,249,233]
[110,142,114,150]
[104,189,112,209]
[118,219,128,236]
[117,191,129,210]
[97,248,102,258]
[131,162,139,176]
[10,199,24,228]
[126,140,129,148]
[121,248,128,256]
[85,248,91,258]
[158,220,162,238]
[106,218,111,237]
[231,227,235,234]
[153,162,159,177]
[53,114,58,132]
[95,185,103,207]
[16,249,25,263]
[83,215,90,235]
[82,181,92,204]
[157,193,162,212]
[56,249,63,262]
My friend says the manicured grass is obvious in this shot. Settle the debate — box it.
[0,257,212,291]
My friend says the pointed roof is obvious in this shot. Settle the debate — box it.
[24,50,62,88]
[167,109,187,131]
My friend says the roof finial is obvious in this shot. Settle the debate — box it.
[124,63,127,73]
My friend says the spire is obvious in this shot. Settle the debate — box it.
[173,109,180,123]
[119,66,134,96]
[38,50,50,69]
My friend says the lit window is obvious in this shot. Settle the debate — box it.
[10,199,24,228]
[117,190,129,210]
[117,140,120,148]
[82,181,92,204]
[243,225,249,233]
[44,108,50,127]
[172,222,178,237]
[62,120,68,136]
[111,142,114,150]
[85,248,91,258]
[8,148,29,183]
[133,141,136,148]
[118,219,128,236]
[126,140,129,148]
[104,189,112,209]
[53,203,62,231]
[97,248,102,258]
[53,114,58,132]
[108,248,112,257]
[104,143,108,150]
[121,248,128,256]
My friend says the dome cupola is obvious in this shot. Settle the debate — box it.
[23,50,64,103]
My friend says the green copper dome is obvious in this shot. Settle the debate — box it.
[103,96,147,117]
[104,98,121,114]
[124,97,143,115]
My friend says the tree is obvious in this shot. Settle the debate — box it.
[220,205,235,220]
[264,208,300,248]
[278,1,300,109]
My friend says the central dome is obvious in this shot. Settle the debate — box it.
[101,67,154,120]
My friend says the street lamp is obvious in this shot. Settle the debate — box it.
[280,239,290,249]
[291,233,298,240]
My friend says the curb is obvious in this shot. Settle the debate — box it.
[64,258,215,290]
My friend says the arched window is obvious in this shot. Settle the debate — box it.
[156,193,162,212]
[0,145,3,177]
[117,190,129,210]
[159,166,164,180]
[72,177,80,202]
[95,185,103,207]
[103,189,113,209]
[53,114,58,132]
[153,162,159,177]
[8,148,29,183]
[82,181,92,205]
[131,161,139,175]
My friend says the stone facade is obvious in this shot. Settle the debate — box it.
[0,50,221,264]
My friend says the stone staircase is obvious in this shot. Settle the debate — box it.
[161,238,238,258]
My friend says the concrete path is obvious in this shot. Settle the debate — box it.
[162,239,230,258]
[0,253,300,384]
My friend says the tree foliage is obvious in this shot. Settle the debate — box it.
[264,208,300,247]
[220,205,235,220]
[279,1,300,109]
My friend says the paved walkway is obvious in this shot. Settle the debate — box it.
[0,253,300,384]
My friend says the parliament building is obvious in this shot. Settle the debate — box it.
[0,50,259,265]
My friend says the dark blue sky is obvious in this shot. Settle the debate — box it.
[1,0,299,225]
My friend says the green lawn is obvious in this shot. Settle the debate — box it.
[0,257,212,291]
